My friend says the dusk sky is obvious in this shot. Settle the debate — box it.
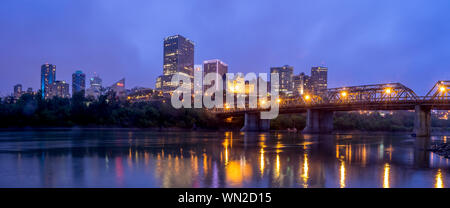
[1,0,449,96]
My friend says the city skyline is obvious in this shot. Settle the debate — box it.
[1,0,450,96]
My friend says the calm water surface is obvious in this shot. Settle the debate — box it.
[0,130,448,188]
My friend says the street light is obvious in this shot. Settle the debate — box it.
[440,86,446,92]
[341,91,347,97]
[276,98,281,103]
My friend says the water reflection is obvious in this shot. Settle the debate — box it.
[340,160,346,188]
[0,130,449,188]
[383,163,390,188]
[436,169,443,188]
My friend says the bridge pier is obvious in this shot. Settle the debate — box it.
[413,105,431,137]
[240,112,270,132]
[303,109,334,134]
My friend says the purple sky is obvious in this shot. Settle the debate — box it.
[1,0,450,96]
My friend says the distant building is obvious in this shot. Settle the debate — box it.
[203,59,228,93]
[50,81,70,98]
[13,84,22,99]
[311,66,328,94]
[110,78,126,99]
[270,65,294,97]
[86,74,102,98]
[156,35,194,94]
[26,87,33,95]
[72,70,86,96]
[41,63,56,99]
[293,72,311,97]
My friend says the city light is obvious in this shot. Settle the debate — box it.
[385,88,392,94]
[304,95,311,101]
[276,98,281,103]
[440,86,446,92]
[341,91,347,97]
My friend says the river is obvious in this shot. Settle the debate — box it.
[0,129,448,188]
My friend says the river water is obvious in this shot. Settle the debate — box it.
[0,129,448,188]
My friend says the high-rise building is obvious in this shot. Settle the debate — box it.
[270,65,294,96]
[293,72,312,97]
[13,84,22,99]
[86,74,103,98]
[156,34,194,94]
[26,87,33,94]
[311,66,328,94]
[203,59,228,92]
[49,81,70,98]
[41,63,56,99]
[72,70,86,96]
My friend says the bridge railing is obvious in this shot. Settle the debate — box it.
[211,81,450,114]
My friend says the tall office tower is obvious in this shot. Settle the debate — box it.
[41,63,56,99]
[293,72,312,97]
[270,65,294,97]
[86,74,103,98]
[157,34,195,94]
[203,59,228,93]
[72,70,86,96]
[311,66,328,94]
[26,87,33,94]
[50,81,70,98]
[13,84,22,99]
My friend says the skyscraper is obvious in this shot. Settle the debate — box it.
[41,63,56,99]
[49,81,70,98]
[270,65,294,96]
[156,35,194,93]
[203,59,228,92]
[72,70,86,96]
[311,66,328,94]
[86,74,102,98]
[293,72,311,97]
[13,84,22,99]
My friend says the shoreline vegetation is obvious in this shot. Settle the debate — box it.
[1,92,449,132]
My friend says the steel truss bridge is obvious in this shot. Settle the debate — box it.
[214,81,450,136]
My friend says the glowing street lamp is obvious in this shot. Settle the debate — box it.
[341,91,348,97]
[440,86,446,92]
[276,98,282,104]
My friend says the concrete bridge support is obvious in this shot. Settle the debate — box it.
[240,112,271,132]
[303,109,334,134]
[414,105,431,137]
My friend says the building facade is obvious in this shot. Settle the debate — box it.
[156,35,195,94]
[41,63,56,99]
[311,66,328,94]
[13,84,22,99]
[110,78,126,99]
[50,81,70,98]
[203,59,228,92]
[270,65,294,97]
[86,74,103,98]
[72,70,86,96]
[293,72,312,97]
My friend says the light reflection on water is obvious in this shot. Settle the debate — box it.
[0,130,449,188]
